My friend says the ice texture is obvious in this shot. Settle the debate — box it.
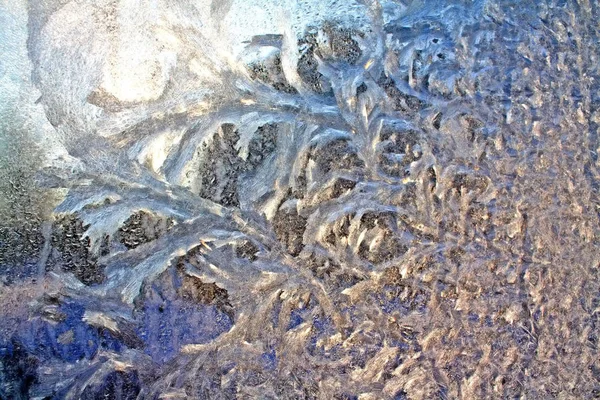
[2,0,600,398]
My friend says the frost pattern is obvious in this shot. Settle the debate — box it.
[2,0,600,399]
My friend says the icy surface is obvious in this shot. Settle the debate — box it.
[2,0,600,398]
